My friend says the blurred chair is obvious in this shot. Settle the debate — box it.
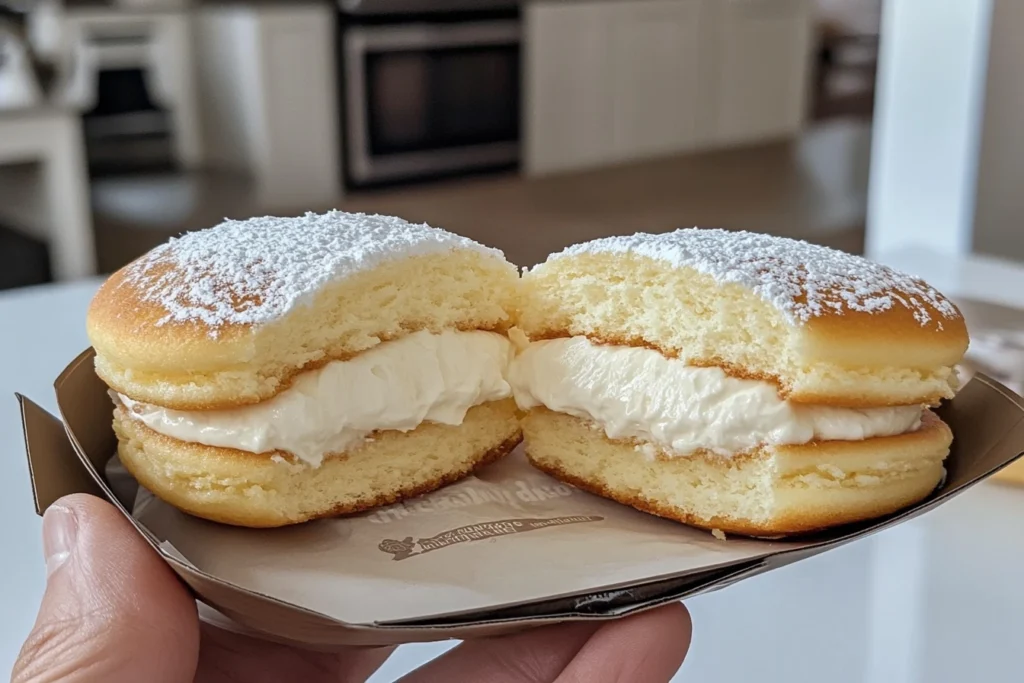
[0,108,95,282]
[812,0,880,121]
[42,2,201,169]
[0,7,96,283]
[813,27,878,120]
[0,21,43,109]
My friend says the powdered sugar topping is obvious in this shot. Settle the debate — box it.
[549,228,960,326]
[121,211,506,334]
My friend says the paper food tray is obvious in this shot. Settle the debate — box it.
[17,348,1024,647]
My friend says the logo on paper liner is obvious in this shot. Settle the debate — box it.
[378,516,604,561]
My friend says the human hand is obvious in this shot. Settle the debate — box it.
[12,494,692,682]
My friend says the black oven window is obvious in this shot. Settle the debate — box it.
[365,44,520,156]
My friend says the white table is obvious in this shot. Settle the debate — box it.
[0,108,96,281]
[3,272,1024,682]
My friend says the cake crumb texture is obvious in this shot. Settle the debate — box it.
[547,228,960,325]
[518,229,968,406]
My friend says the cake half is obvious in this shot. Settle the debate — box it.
[510,229,969,536]
[88,211,522,527]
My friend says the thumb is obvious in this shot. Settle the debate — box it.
[13,494,200,683]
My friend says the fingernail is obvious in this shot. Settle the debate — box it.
[42,504,78,577]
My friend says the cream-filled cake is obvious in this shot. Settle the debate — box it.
[511,229,969,536]
[87,211,522,527]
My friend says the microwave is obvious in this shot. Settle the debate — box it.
[340,7,521,186]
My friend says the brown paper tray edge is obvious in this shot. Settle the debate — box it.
[17,392,105,516]
[19,393,47,517]
[19,349,1024,644]
[38,348,785,636]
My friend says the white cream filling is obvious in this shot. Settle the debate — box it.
[508,336,923,457]
[119,330,514,467]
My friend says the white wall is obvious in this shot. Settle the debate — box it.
[865,0,993,259]
[970,0,1024,260]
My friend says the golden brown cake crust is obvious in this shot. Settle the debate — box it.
[87,212,519,410]
[522,408,950,537]
[114,399,523,527]
[527,456,940,537]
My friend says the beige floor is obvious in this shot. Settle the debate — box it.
[90,119,871,271]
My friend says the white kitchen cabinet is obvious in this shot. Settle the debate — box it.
[525,0,705,175]
[525,1,618,174]
[196,2,341,209]
[524,0,812,176]
[606,0,707,161]
[711,0,813,146]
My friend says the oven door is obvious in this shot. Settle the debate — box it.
[343,20,520,185]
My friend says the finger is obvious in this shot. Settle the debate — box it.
[196,622,396,683]
[401,603,691,683]
[399,622,602,683]
[556,603,692,683]
[12,494,200,683]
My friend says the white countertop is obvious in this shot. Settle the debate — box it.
[3,251,1024,682]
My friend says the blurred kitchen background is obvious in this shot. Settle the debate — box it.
[5,0,1024,407]
[9,3,1024,678]
[0,0,885,290]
